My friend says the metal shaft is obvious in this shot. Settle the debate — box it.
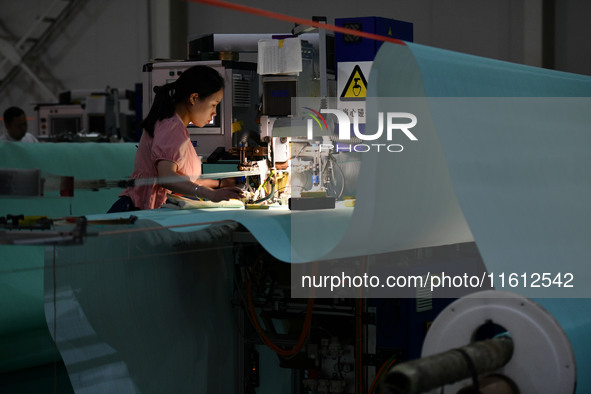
[380,336,514,394]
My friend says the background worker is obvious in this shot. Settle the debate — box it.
[1,106,39,143]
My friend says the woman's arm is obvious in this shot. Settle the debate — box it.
[195,178,220,189]
[157,160,243,202]
[195,177,236,189]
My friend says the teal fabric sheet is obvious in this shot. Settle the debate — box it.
[369,42,591,392]
[0,142,137,217]
[44,220,238,394]
[0,245,56,373]
[100,206,354,263]
[0,142,136,373]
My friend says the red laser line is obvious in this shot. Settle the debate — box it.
[187,0,406,46]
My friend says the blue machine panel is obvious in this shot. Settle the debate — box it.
[335,16,414,63]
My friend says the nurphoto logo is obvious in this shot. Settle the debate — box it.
[304,108,418,152]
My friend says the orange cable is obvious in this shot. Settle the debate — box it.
[368,357,398,394]
[246,270,314,358]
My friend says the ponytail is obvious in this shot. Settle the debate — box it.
[140,82,176,137]
[140,65,224,137]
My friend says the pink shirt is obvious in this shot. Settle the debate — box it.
[123,114,201,210]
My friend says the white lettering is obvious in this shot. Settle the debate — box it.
[354,144,370,152]
[387,112,418,141]
[319,144,334,152]
[387,144,404,152]
[353,111,383,141]
[307,118,314,140]
[305,109,418,151]
[335,144,353,152]
[321,109,352,141]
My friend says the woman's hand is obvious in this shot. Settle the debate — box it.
[205,186,244,202]
[156,160,243,202]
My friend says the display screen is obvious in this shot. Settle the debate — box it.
[50,116,81,135]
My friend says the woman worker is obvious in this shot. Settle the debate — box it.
[108,65,243,213]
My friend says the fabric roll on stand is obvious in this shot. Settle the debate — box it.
[360,39,591,394]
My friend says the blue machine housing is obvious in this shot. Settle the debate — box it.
[335,16,414,63]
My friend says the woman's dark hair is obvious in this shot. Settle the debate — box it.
[140,65,224,137]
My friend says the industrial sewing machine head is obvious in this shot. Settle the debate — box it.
[259,97,348,209]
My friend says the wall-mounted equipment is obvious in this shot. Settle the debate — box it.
[36,103,86,140]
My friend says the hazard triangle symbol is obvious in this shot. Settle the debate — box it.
[340,65,368,101]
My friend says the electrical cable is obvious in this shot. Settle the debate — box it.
[188,0,406,46]
[326,154,346,200]
[231,252,261,339]
[253,183,275,204]
[233,252,289,355]
[252,170,276,204]
[246,279,313,357]
[356,297,363,394]
[357,256,367,393]
[293,142,310,160]
[334,157,346,199]
[246,258,315,358]
[52,246,58,394]
[336,356,345,380]
[368,356,398,394]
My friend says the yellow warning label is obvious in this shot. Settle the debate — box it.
[340,65,368,100]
